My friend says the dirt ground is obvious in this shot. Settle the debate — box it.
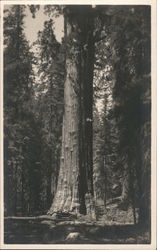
[4,214,150,244]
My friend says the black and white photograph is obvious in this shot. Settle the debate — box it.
[0,0,156,248]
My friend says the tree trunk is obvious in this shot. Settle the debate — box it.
[121,163,130,205]
[104,157,107,208]
[136,127,151,228]
[14,162,17,215]
[48,6,95,218]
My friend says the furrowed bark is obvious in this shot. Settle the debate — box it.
[48,6,95,218]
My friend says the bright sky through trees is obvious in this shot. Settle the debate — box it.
[24,6,64,44]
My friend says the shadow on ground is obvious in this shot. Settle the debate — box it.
[4,217,150,244]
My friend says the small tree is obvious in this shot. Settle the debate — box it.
[34,19,64,211]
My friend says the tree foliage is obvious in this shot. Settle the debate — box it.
[34,19,65,211]
[4,5,43,215]
[99,5,151,225]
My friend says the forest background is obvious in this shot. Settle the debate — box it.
[1,2,156,245]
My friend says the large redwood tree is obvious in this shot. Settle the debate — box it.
[48,6,96,217]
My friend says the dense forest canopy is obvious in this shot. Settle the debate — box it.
[3,4,151,243]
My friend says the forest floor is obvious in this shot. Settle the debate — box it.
[4,199,150,244]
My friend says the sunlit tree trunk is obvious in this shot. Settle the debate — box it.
[121,163,130,205]
[48,6,95,217]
